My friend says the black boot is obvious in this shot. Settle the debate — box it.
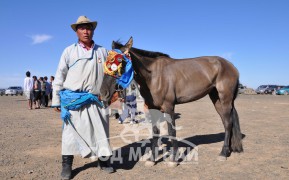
[98,156,115,173]
[61,155,74,180]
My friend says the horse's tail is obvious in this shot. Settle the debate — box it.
[230,79,243,152]
[233,79,239,100]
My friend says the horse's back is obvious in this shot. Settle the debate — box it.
[180,56,239,100]
[155,56,239,104]
[172,56,239,79]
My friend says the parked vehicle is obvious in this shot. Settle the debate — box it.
[5,86,23,96]
[276,86,289,95]
[255,85,279,94]
[272,85,285,95]
[0,89,5,96]
[255,85,268,94]
[263,85,278,94]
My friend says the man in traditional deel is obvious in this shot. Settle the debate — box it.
[52,15,114,179]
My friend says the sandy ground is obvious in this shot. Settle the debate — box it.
[0,94,289,179]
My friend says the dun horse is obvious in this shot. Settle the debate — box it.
[100,37,243,167]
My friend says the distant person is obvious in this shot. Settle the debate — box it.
[23,71,34,109]
[39,77,46,107]
[51,15,114,179]
[118,81,138,124]
[32,76,41,109]
[49,76,54,100]
[44,76,51,107]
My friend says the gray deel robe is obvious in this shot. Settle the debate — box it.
[52,43,112,157]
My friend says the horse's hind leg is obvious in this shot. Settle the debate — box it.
[209,88,233,160]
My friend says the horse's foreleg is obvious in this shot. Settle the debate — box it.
[167,116,178,167]
[158,108,178,167]
[152,125,160,160]
[145,121,160,167]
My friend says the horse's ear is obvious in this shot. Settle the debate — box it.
[125,36,133,50]
[112,41,116,49]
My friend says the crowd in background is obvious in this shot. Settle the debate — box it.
[23,71,146,124]
[23,71,54,109]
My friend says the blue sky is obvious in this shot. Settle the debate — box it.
[0,0,288,89]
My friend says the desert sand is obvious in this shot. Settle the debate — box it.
[0,94,288,179]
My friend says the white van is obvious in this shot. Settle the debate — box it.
[5,86,23,96]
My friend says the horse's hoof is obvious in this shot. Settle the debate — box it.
[145,161,156,167]
[167,161,178,167]
[217,155,227,161]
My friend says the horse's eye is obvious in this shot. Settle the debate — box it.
[117,58,122,62]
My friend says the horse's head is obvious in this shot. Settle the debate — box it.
[112,36,133,55]
[100,37,134,104]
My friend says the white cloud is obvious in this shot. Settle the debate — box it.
[28,34,53,44]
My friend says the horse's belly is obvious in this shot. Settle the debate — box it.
[175,84,214,104]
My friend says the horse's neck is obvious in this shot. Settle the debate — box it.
[129,51,153,101]
[130,51,153,79]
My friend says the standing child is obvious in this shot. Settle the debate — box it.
[118,81,138,124]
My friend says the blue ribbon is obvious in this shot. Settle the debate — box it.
[59,89,103,123]
[113,49,134,89]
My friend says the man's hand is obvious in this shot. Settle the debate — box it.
[54,107,61,112]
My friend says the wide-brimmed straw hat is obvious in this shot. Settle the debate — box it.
[71,15,97,31]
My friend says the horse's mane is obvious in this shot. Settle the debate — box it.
[114,41,170,58]
[131,47,170,58]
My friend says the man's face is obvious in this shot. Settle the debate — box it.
[76,24,94,44]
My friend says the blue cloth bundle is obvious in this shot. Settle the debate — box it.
[59,89,103,122]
